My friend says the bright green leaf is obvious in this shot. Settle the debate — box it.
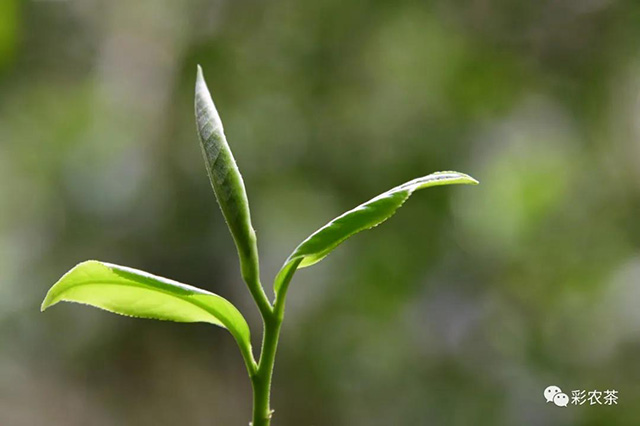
[274,172,478,295]
[42,260,253,363]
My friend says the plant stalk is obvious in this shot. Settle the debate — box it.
[239,234,273,319]
[249,260,299,426]
[251,314,282,426]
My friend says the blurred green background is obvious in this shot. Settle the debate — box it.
[2,0,640,424]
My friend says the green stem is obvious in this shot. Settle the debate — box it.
[239,234,273,319]
[251,315,282,426]
[249,259,301,426]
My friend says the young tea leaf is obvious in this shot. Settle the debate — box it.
[195,66,261,287]
[42,260,253,362]
[274,172,478,295]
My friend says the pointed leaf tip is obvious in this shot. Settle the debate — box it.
[196,64,204,81]
[41,261,253,359]
[194,64,260,284]
[274,171,478,295]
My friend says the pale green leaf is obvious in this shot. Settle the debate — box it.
[195,66,260,285]
[42,260,253,361]
[274,172,478,295]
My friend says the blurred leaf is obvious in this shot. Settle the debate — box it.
[0,0,19,68]
[41,261,252,358]
[274,172,478,295]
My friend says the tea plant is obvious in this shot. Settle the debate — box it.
[42,66,478,426]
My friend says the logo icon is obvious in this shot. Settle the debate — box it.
[546,386,618,406]
[544,385,562,403]
[553,392,569,407]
